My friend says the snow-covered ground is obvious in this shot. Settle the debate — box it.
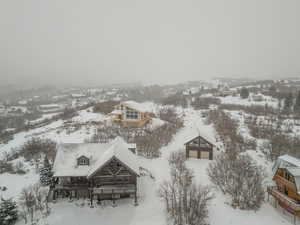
[0,105,296,225]
[219,95,278,108]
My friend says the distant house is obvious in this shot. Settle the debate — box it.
[251,94,264,102]
[185,135,215,160]
[109,101,153,127]
[52,137,139,206]
[268,155,300,221]
[0,104,6,115]
[38,104,64,114]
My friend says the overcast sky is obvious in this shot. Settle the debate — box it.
[0,0,299,86]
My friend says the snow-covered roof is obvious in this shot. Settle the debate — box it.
[53,137,139,177]
[120,101,152,113]
[184,130,217,146]
[278,155,300,168]
[87,137,139,177]
[287,167,300,177]
[110,109,123,115]
[272,155,300,179]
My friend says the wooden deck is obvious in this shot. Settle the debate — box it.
[267,186,300,215]
[93,184,136,194]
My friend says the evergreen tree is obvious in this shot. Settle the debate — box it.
[240,87,249,99]
[294,91,300,115]
[269,85,277,95]
[283,92,294,114]
[39,156,53,186]
[0,198,18,225]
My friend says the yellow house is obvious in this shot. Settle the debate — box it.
[109,101,152,127]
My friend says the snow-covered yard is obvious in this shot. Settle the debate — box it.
[0,106,297,225]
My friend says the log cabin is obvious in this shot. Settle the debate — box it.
[109,101,153,127]
[185,135,215,160]
[51,137,139,206]
[268,155,300,222]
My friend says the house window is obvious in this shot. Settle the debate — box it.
[126,110,138,119]
[78,157,89,166]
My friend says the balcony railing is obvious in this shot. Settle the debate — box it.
[93,184,136,194]
[54,183,90,190]
[267,186,300,214]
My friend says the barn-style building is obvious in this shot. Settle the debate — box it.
[185,135,214,160]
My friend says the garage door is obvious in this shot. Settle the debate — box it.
[200,151,210,159]
[189,150,198,158]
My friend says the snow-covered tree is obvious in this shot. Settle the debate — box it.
[19,183,51,224]
[240,87,249,99]
[207,152,265,210]
[283,92,294,114]
[294,91,300,115]
[159,152,213,225]
[39,156,53,186]
[0,198,18,225]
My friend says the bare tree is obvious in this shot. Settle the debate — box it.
[207,152,265,210]
[19,183,51,224]
[159,151,213,225]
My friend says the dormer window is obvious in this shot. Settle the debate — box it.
[77,156,89,166]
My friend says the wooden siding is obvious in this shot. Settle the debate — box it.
[111,104,152,127]
[273,168,300,202]
[185,136,213,160]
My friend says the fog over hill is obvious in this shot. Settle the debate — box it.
[1,0,300,86]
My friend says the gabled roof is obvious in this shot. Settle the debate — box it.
[87,137,139,178]
[77,155,89,160]
[278,155,300,168]
[184,130,216,146]
[53,137,139,177]
[273,155,300,194]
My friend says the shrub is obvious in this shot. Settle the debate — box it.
[240,87,250,99]
[191,97,221,109]
[159,152,213,225]
[207,152,265,210]
[161,94,188,108]
[93,100,120,114]
[0,160,14,174]
[135,107,183,158]
[19,138,57,162]
[19,183,50,224]
[13,161,26,174]
[0,198,18,225]
[60,107,78,120]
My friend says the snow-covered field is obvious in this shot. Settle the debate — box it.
[219,95,278,108]
[0,103,296,225]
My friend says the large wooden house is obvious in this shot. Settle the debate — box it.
[51,137,140,206]
[109,101,152,127]
[268,155,300,222]
[185,135,215,160]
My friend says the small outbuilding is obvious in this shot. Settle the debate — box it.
[185,135,215,160]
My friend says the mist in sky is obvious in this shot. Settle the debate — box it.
[0,0,299,87]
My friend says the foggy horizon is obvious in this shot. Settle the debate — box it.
[1,0,300,87]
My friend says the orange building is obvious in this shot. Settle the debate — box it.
[268,155,300,223]
[109,101,152,128]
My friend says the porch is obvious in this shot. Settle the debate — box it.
[90,184,138,207]
[267,186,300,224]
